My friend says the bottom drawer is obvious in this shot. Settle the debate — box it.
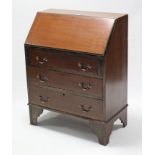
[28,85,104,120]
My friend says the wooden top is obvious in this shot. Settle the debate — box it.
[25,9,126,55]
[42,9,126,19]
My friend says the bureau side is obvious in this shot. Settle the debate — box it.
[103,15,128,121]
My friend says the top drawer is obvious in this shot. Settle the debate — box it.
[27,47,102,76]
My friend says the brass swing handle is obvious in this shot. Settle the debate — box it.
[39,95,49,104]
[35,56,48,64]
[78,62,92,71]
[36,74,48,83]
[80,105,92,112]
[78,82,92,91]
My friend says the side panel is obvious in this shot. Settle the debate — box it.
[104,15,128,121]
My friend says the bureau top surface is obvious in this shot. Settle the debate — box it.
[42,9,126,19]
[25,9,127,55]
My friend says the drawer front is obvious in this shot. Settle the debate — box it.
[27,66,103,99]
[28,85,103,120]
[28,48,101,76]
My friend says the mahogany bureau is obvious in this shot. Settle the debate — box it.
[24,9,128,145]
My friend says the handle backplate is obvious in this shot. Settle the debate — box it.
[80,105,92,112]
[78,82,92,91]
[36,74,48,83]
[35,56,48,64]
[78,62,92,71]
[39,95,49,104]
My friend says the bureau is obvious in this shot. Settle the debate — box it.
[25,9,128,145]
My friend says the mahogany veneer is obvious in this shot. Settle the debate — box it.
[25,9,128,145]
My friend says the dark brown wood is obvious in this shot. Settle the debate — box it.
[28,47,101,76]
[28,85,104,120]
[89,106,127,145]
[29,105,43,125]
[119,106,127,127]
[25,9,128,145]
[103,15,128,121]
[27,66,103,98]
[90,120,113,145]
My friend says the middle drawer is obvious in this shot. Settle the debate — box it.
[27,66,103,99]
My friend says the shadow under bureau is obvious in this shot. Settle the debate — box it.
[24,9,128,145]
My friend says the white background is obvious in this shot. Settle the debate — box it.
[12,1,142,155]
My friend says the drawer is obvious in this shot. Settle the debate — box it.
[28,85,104,120]
[28,47,102,76]
[27,66,103,99]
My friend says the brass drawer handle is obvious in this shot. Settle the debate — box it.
[35,56,48,64]
[78,62,92,71]
[80,105,92,112]
[39,95,49,104]
[78,82,92,91]
[36,74,48,83]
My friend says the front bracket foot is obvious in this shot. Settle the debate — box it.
[29,105,43,125]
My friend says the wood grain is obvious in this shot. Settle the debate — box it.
[29,85,104,120]
[27,66,103,99]
[25,9,128,145]
[25,12,115,55]
[28,47,101,76]
[103,15,128,120]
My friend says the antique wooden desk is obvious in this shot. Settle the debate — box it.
[25,9,128,145]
